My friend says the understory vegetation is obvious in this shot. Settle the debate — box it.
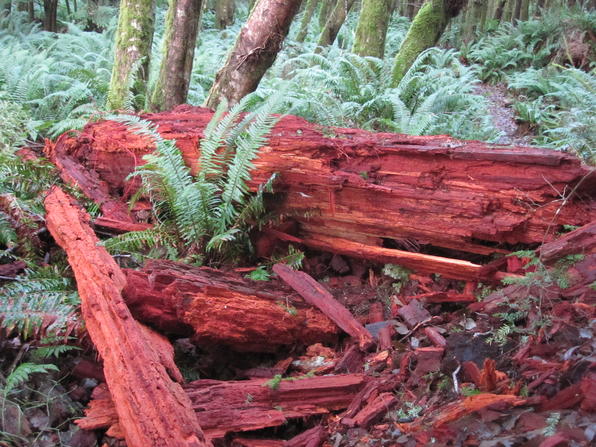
[0,0,594,444]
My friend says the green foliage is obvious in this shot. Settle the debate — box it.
[2,363,59,395]
[106,95,281,265]
[383,263,411,293]
[246,266,271,281]
[270,245,305,270]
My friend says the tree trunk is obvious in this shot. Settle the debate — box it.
[296,0,318,42]
[204,0,303,110]
[215,0,235,28]
[318,0,333,28]
[391,0,467,86]
[463,0,487,42]
[149,0,203,112]
[519,0,529,21]
[512,0,521,20]
[317,0,356,47]
[352,0,392,58]
[43,0,58,32]
[107,0,156,110]
[493,0,506,20]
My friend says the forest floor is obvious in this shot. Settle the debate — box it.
[475,84,533,146]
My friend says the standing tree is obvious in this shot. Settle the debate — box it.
[352,0,392,58]
[43,0,58,32]
[317,0,356,47]
[296,0,319,42]
[216,0,235,28]
[107,0,156,110]
[391,0,467,86]
[149,0,203,112]
[318,0,333,28]
[205,0,303,109]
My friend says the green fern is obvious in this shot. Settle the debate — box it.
[107,95,281,264]
[3,363,59,395]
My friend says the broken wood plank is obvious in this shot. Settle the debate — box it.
[273,263,374,350]
[123,261,338,352]
[44,187,210,447]
[77,374,367,440]
[284,425,326,447]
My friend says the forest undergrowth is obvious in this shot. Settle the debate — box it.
[0,2,594,446]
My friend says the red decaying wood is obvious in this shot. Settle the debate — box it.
[378,325,394,351]
[273,263,374,350]
[334,344,364,373]
[397,299,431,328]
[77,374,366,440]
[284,425,326,447]
[0,260,26,278]
[347,392,398,428]
[44,187,210,447]
[538,217,596,264]
[47,106,595,279]
[122,261,338,352]
[424,327,447,348]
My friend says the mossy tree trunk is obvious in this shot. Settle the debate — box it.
[318,0,333,28]
[205,0,303,109]
[296,0,319,42]
[493,0,506,20]
[215,0,235,28]
[43,0,58,31]
[107,0,156,110]
[149,0,203,112]
[463,0,487,42]
[391,0,467,86]
[519,0,529,20]
[317,0,356,47]
[352,0,392,58]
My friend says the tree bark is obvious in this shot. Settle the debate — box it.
[204,0,303,110]
[318,0,333,28]
[493,0,506,20]
[317,0,356,47]
[122,261,339,352]
[463,0,487,42]
[43,0,58,32]
[47,106,595,282]
[44,187,211,447]
[215,0,235,28]
[391,0,467,86]
[149,0,203,112]
[107,0,156,110]
[296,0,318,42]
[352,0,392,58]
[77,375,366,441]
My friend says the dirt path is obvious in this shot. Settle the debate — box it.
[476,83,533,145]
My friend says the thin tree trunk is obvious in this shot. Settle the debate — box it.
[296,0,318,42]
[149,0,203,112]
[352,0,392,58]
[215,0,235,28]
[493,0,506,21]
[512,0,521,20]
[43,0,58,32]
[318,0,333,28]
[28,0,35,21]
[205,0,303,109]
[107,0,156,110]
[519,0,529,20]
[317,0,356,47]
[391,0,467,86]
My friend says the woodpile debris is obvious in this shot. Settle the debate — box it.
[24,109,595,446]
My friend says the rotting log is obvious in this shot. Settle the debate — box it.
[122,260,339,352]
[46,106,595,279]
[76,374,367,441]
[273,263,374,350]
[44,187,211,447]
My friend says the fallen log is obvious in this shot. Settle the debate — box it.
[76,374,367,440]
[273,263,374,350]
[44,187,210,447]
[122,260,338,352]
[46,106,595,280]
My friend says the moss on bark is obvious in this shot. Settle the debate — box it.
[149,0,202,112]
[352,0,392,58]
[390,0,466,86]
[317,0,356,47]
[107,0,156,110]
[296,0,319,43]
